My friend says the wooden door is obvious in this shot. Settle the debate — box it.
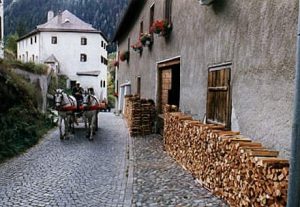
[206,67,231,129]
[161,69,172,109]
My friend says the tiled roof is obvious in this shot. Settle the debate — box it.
[37,10,96,31]
[17,10,108,42]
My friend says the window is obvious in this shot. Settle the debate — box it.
[30,37,33,44]
[150,4,155,31]
[127,38,130,62]
[81,37,87,45]
[100,80,103,87]
[137,76,141,96]
[101,41,104,47]
[140,21,143,37]
[51,36,57,44]
[34,36,37,43]
[206,64,232,129]
[103,80,106,88]
[80,54,87,62]
[165,0,172,22]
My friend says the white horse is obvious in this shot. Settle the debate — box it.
[54,89,77,139]
[82,91,99,140]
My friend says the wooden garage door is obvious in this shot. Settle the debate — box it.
[206,66,231,129]
[161,69,172,107]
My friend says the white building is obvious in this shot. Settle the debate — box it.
[17,10,108,100]
[0,0,4,58]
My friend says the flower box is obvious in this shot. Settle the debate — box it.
[113,60,119,67]
[140,33,153,46]
[120,51,129,61]
[131,41,143,53]
[150,19,173,37]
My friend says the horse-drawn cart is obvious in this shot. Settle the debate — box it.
[54,89,106,140]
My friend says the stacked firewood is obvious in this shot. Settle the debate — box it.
[140,99,153,136]
[124,95,141,136]
[164,112,289,206]
[163,104,179,113]
[124,95,156,136]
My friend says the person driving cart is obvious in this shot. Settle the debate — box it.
[72,81,84,110]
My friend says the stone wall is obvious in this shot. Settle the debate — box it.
[14,68,52,113]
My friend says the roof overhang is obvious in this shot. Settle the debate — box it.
[17,29,108,42]
[76,71,101,77]
[112,0,146,42]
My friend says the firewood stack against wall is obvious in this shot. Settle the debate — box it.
[164,112,289,206]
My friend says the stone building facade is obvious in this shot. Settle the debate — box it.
[114,0,298,159]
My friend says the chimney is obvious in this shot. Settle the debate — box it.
[57,10,62,25]
[47,11,54,21]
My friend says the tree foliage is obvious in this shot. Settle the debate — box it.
[5,33,19,56]
[4,0,128,43]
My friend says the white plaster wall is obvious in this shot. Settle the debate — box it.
[17,31,108,100]
[17,34,40,62]
[39,31,107,99]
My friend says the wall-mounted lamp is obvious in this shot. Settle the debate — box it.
[199,0,215,5]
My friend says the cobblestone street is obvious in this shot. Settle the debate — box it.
[0,112,227,206]
[132,135,227,207]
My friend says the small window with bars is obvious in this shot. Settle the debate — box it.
[80,54,87,62]
[81,37,87,45]
[51,36,57,44]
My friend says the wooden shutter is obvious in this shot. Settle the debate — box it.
[206,66,231,129]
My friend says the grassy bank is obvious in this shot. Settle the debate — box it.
[0,62,55,163]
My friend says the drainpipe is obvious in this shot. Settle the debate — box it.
[115,42,119,115]
[287,2,300,206]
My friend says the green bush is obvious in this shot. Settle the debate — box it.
[0,107,55,162]
[107,94,115,108]
[0,62,55,163]
[7,60,48,75]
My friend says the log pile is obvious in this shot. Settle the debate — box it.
[164,112,289,206]
[163,104,179,113]
[124,95,156,136]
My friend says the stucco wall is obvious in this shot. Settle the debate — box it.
[116,0,298,158]
[17,31,108,100]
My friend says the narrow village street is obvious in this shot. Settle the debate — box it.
[0,112,227,207]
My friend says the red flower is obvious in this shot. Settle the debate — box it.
[150,19,173,37]
[113,60,119,67]
[131,41,143,52]
[120,51,129,61]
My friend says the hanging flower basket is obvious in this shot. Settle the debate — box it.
[113,60,119,67]
[140,33,153,46]
[150,19,173,37]
[120,51,129,61]
[131,41,143,53]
